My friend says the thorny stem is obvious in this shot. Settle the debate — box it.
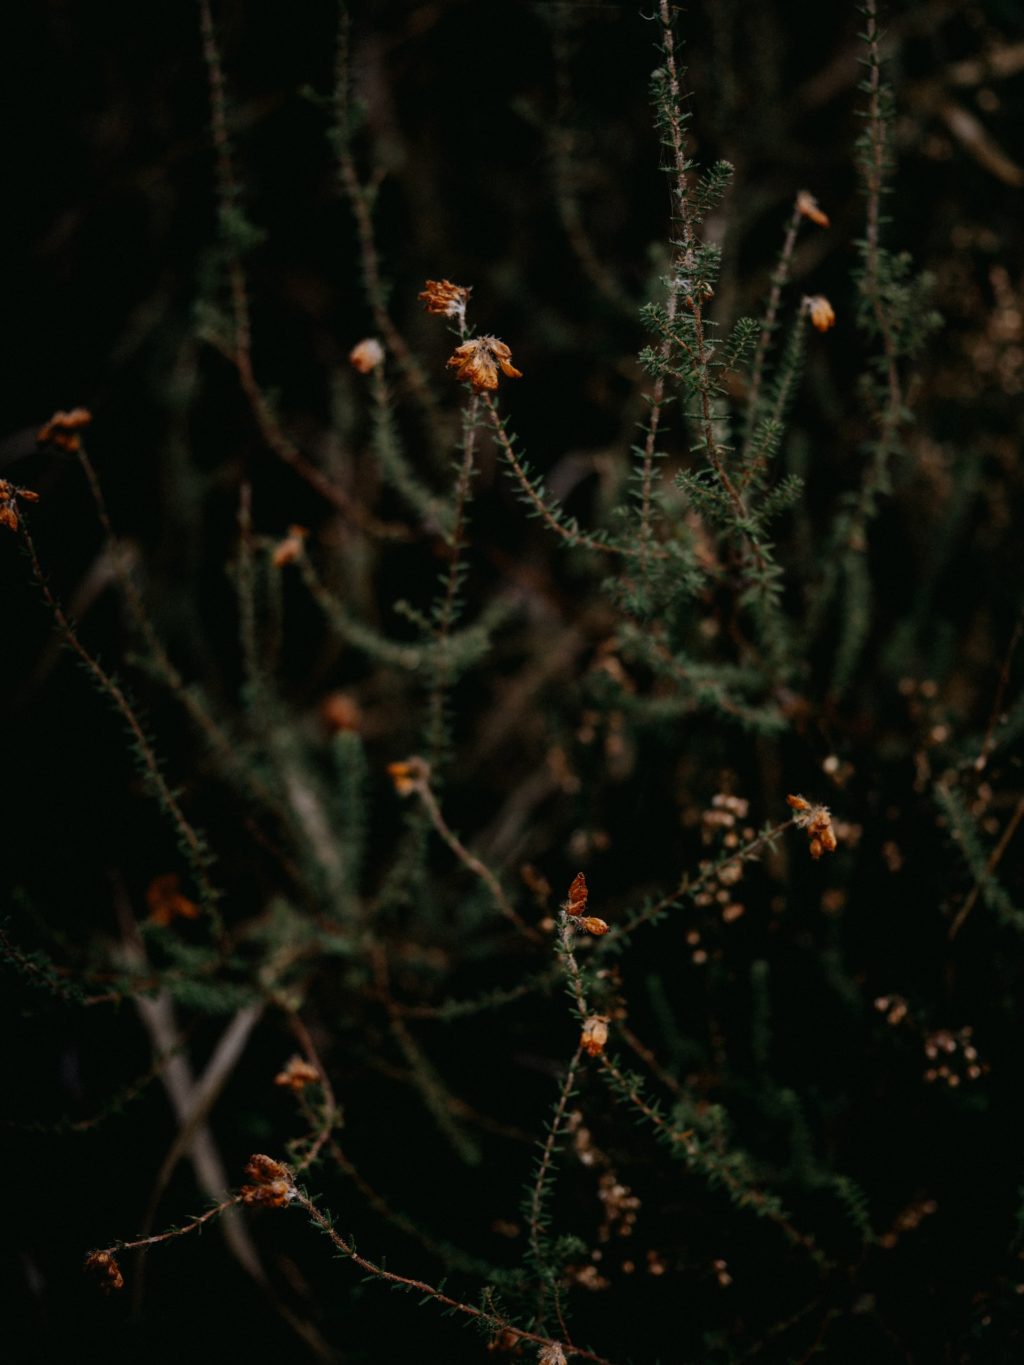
[20,525,222,936]
[741,200,802,475]
[557,913,589,1016]
[76,447,292,830]
[287,1013,342,1174]
[948,793,1024,941]
[482,395,621,558]
[528,1045,582,1334]
[198,0,250,359]
[657,1,765,576]
[95,1195,242,1257]
[296,1188,618,1365]
[637,285,679,583]
[411,771,542,943]
[598,1054,821,1259]
[425,395,480,767]
[608,817,796,942]
[862,0,902,423]
[333,8,445,444]
[200,0,400,536]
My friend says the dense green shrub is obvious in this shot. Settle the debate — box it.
[5,2,1024,1360]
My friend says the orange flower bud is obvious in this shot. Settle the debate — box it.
[387,756,429,796]
[145,873,200,926]
[804,295,836,332]
[274,1056,321,1091]
[565,871,588,916]
[271,524,308,567]
[37,407,93,452]
[580,1015,609,1057]
[348,338,385,374]
[796,190,830,228]
[579,916,609,936]
[320,691,362,735]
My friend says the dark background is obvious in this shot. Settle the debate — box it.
[4,2,1024,1361]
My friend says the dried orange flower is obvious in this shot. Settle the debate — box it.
[0,478,40,533]
[447,336,522,394]
[803,295,836,332]
[580,1015,609,1057]
[348,337,385,374]
[419,278,471,323]
[538,1346,567,1365]
[787,794,838,859]
[37,407,93,452]
[84,1250,124,1293]
[387,755,430,796]
[274,1055,321,1091]
[796,190,830,228]
[565,872,589,917]
[240,1154,294,1208]
[146,873,200,926]
[320,691,362,735]
[579,915,610,936]
[271,524,308,568]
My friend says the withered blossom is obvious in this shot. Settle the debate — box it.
[419,278,471,322]
[84,1250,124,1293]
[580,1015,609,1057]
[447,336,522,394]
[146,873,200,926]
[274,1055,321,1091]
[0,478,40,533]
[37,407,93,452]
[787,794,838,859]
[239,1153,294,1208]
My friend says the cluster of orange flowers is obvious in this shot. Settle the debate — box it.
[274,1056,320,1092]
[239,1154,294,1208]
[416,277,522,394]
[37,406,93,452]
[387,756,430,797]
[787,794,838,859]
[564,872,609,936]
[0,478,39,533]
[83,1249,124,1294]
[146,873,199,926]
